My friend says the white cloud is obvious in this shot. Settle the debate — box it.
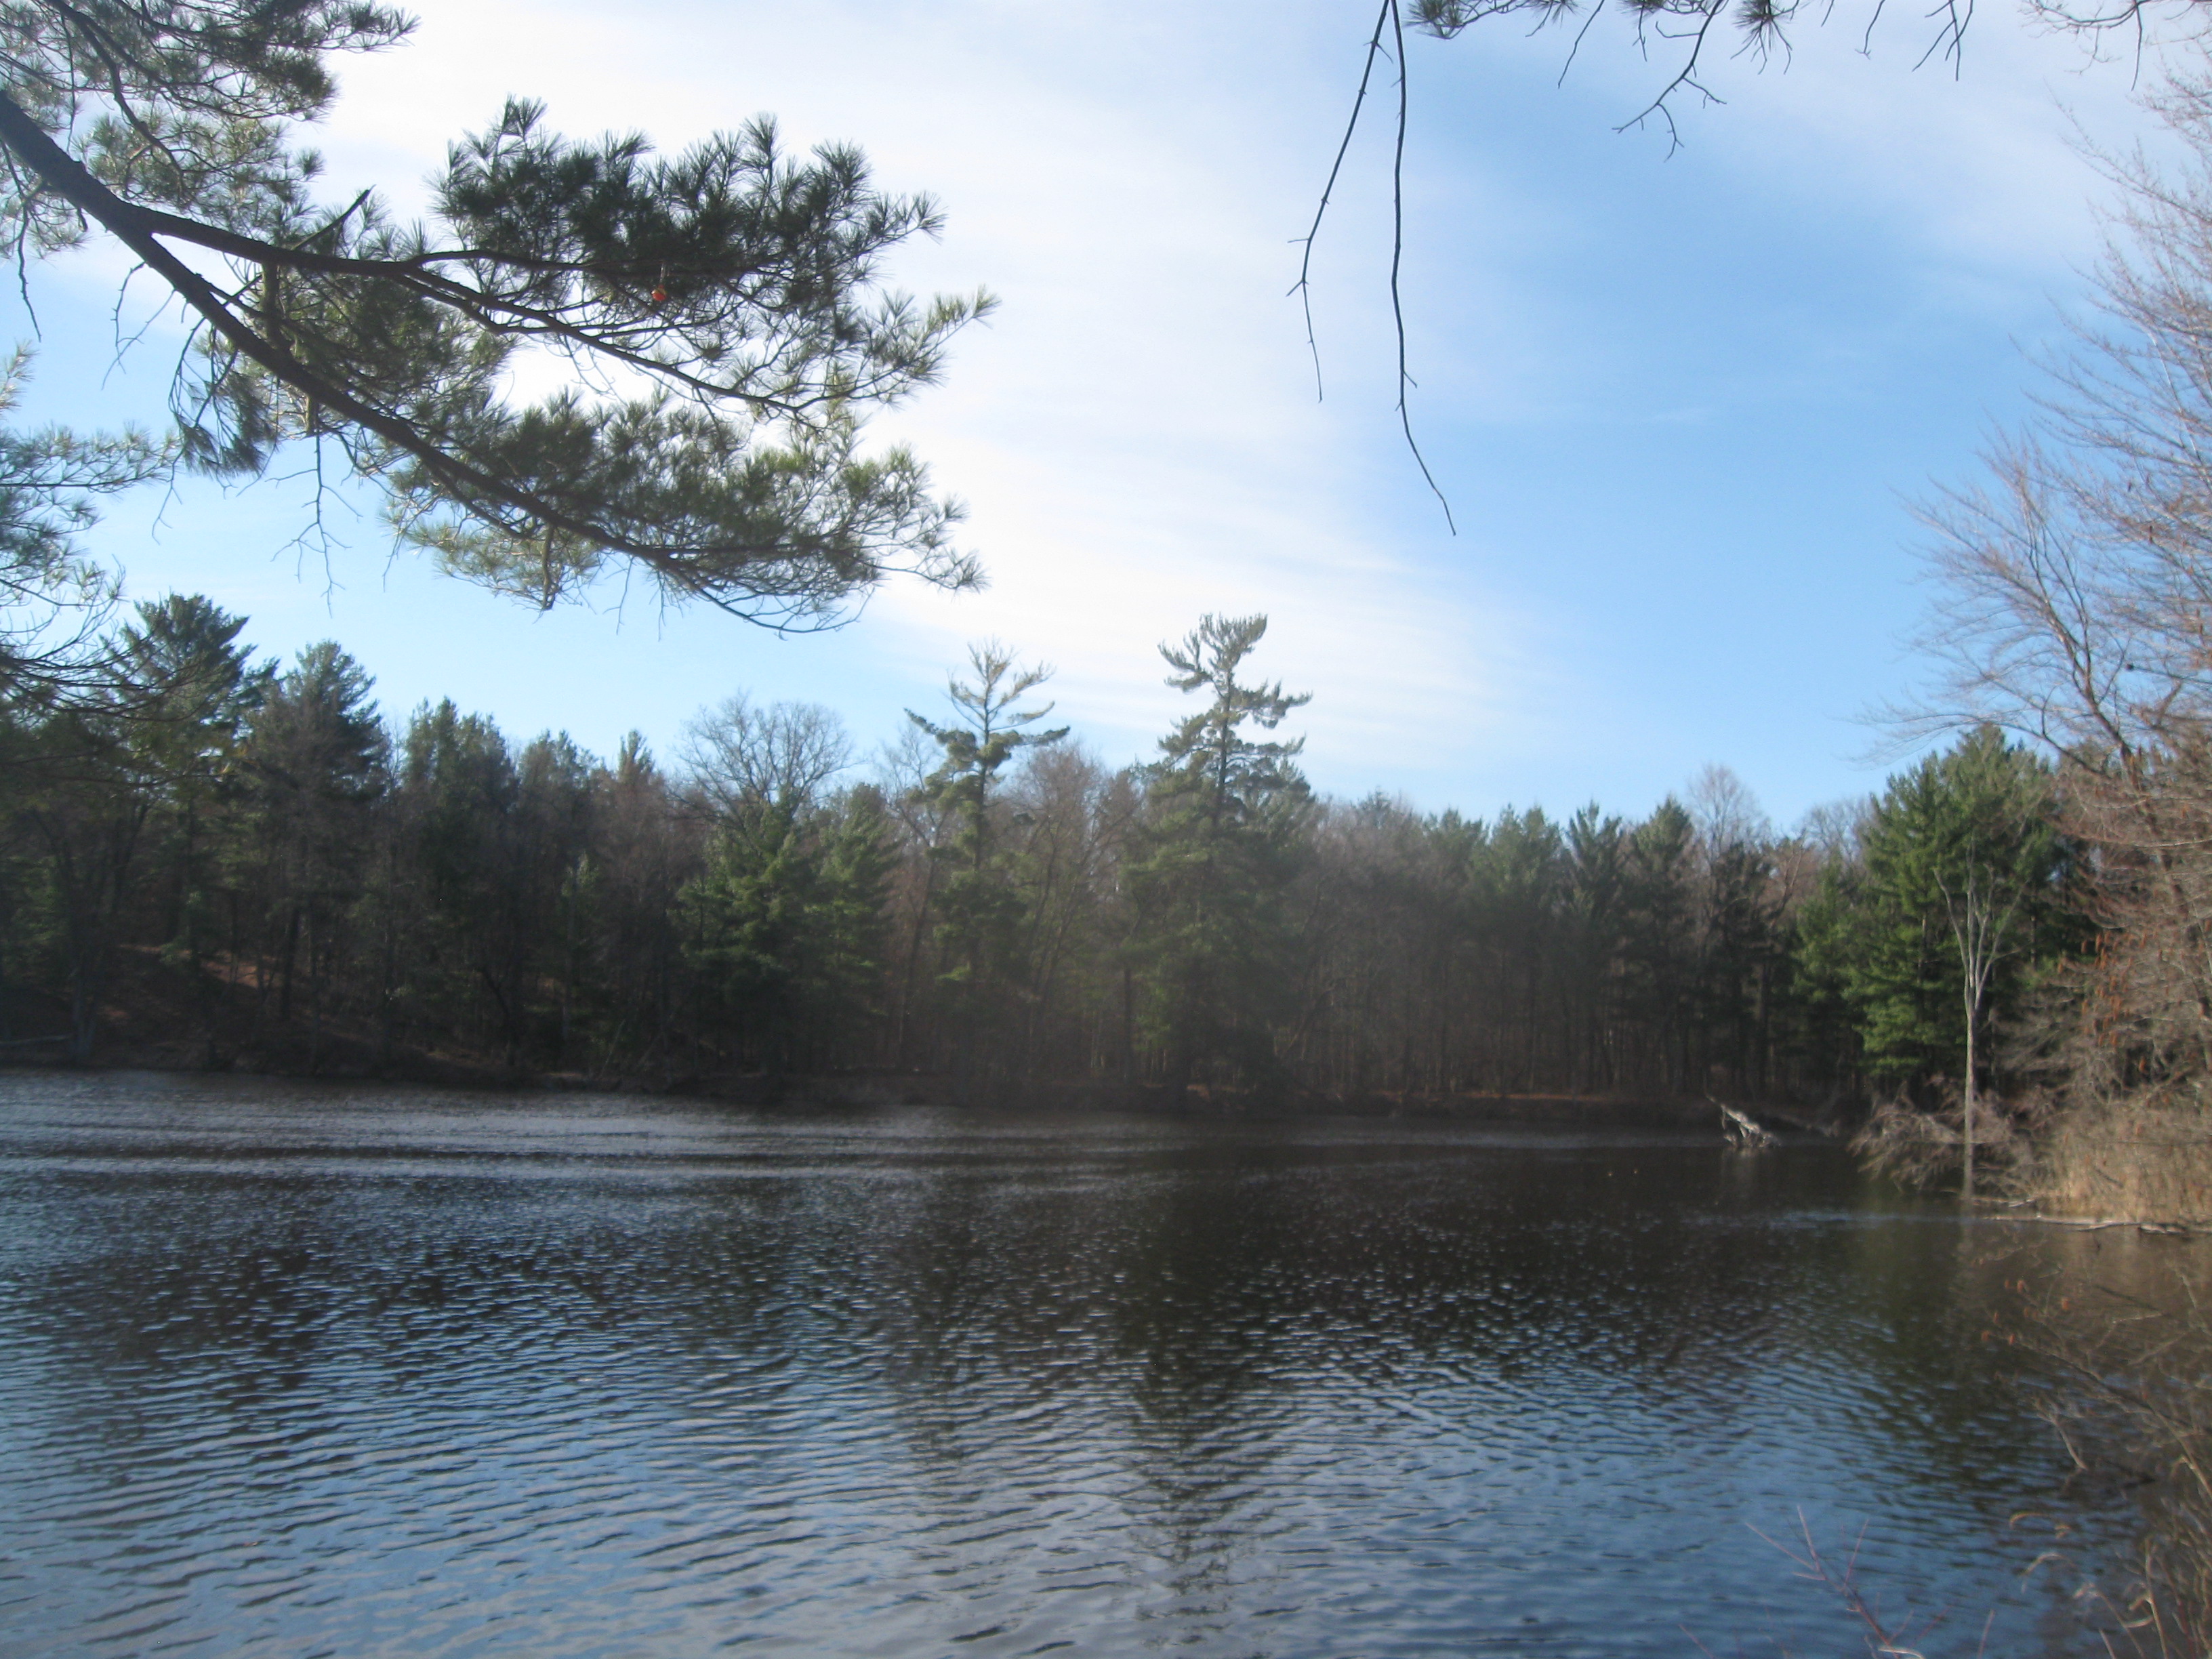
[295,0,1564,766]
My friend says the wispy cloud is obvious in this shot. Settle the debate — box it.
[13,0,2179,822]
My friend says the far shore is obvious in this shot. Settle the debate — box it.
[0,1045,1843,1136]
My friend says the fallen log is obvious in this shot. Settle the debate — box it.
[1992,1213,2206,1236]
[1709,1095,1778,1150]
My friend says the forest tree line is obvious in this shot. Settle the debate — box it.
[0,600,2072,1111]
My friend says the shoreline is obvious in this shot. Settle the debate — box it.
[0,1047,1841,1135]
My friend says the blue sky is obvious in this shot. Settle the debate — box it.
[9,1,2179,829]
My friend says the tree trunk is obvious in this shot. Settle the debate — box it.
[1962,1004,1978,1202]
[277,904,301,1021]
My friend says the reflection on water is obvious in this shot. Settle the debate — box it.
[0,1071,2144,1656]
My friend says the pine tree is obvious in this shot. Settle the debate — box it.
[0,351,162,699]
[1797,729,2077,1162]
[1128,613,1311,1092]
[391,699,529,1056]
[5,593,267,1057]
[678,783,893,1075]
[0,1,989,625]
[236,640,388,1064]
[905,643,1065,1072]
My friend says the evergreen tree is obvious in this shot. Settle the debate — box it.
[679,783,893,1073]
[5,593,267,1058]
[512,731,595,1059]
[905,643,1066,1071]
[1623,799,1698,1090]
[579,734,696,1071]
[1475,806,1564,1091]
[810,785,898,1057]
[391,699,529,1056]
[1128,613,1311,1090]
[1797,729,2076,1111]
[9,703,139,1060]
[0,352,162,699]
[0,0,988,622]
[1686,767,1786,1095]
[234,639,386,1063]
[0,593,1893,1099]
[121,596,272,964]
[1562,804,1630,1091]
[1002,747,1137,1080]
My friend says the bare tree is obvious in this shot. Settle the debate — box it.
[680,695,853,819]
[1687,763,1771,857]
[1936,857,2031,1197]
[1906,60,2212,1214]
[1795,798,1869,862]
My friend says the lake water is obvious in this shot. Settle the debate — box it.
[0,1071,2153,1656]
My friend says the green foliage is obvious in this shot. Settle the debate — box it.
[0,351,165,701]
[0,596,1908,1105]
[115,594,272,787]
[0,593,268,1054]
[905,644,1065,1065]
[679,787,892,1072]
[244,640,386,830]
[118,596,269,1002]
[0,0,987,626]
[1797,728,2077,1088]
[1128,614,1311,1087]
[231,640,384,1047]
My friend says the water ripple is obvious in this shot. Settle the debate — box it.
[0,1072,2149,1656]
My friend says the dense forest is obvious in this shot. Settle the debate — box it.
[0,0,2185,1204]
[0,601,2074,1125]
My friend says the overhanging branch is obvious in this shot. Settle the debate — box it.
[0,83,794,585]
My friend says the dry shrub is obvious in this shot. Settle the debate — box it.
[1851,1090,2033,1192]
[2022,1252,2212,1654]
[2037,1099,2212,1226]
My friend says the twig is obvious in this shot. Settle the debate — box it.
[1290,0,1393,403]
[1293,2,1457,533]
[1388,0,1457,535]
